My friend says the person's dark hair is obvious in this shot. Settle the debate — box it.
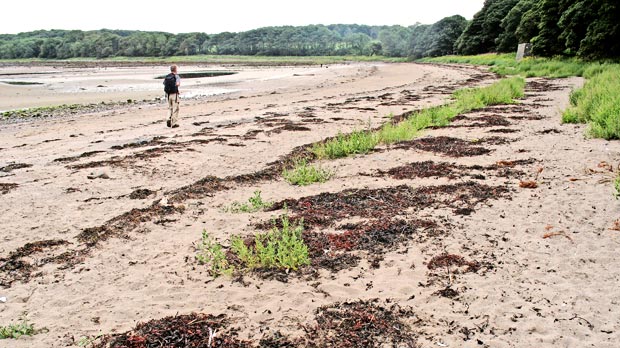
[170,65,178,73]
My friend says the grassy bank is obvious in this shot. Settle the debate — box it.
[421,54,620,140]
[420,53,589,78]
[562,64,620,139]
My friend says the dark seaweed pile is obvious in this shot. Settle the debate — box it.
[95,300,418,348]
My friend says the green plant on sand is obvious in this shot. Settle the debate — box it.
[231,213,309,271]
[196,230,233,277]
[226,190,273,213]
[282,158,333,185]
[0,317,36,339]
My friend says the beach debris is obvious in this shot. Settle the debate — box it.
[93,300,418,347]
[598,161,613,172]
[435,287,459,298]
[427,254,479,273]
[0,239,71,287]
[543,231,573,242]
[306,299,417,347]
[496,160,516,167]
[0,162,32,173]
[520,167,543,188]
[427,253,480,287]
[519,180,538,188]
[128,188,156,200]
[93,313,250,348]
[373,159,534,181]
[610,220,620,231]
[0,183,19,195]
[0,296,6,303]
[393,136,492,157]
[87,170,110,180]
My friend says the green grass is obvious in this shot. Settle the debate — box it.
[421,53,587,78]
[197,213,311,275]
[226,190,273,213]
[230,214,310,271]
[196,230,233,277]
[454,77,525,110]
[423,53,620,140]
[0,318,36,339]
[1,103,84,119]
[313,77,525,160]
[563,64,620,139]
[420,53,516,67]
[282,158,334,185]
[312,130,379,160]
[615,174,620,200]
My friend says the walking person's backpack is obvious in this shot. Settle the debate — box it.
[163,73,178,94]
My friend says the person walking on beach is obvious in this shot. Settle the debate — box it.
[163,65,181,128]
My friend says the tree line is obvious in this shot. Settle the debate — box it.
[0,1,617,60]
[454,0,619,59]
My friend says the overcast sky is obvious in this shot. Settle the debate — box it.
[2,0,485,35]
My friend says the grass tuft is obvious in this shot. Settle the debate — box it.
[282,158,333,185]
[0,318,36,339]
[231,213,310,271]
[312,130,378,160]
[226,190,273,213]
[196,231,233,277]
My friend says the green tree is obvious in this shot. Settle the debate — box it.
[530,0,572,56]
[408,24,431,59]
[560,0,620,59]
[455,0,519,55]
[378,26,411,57]
[420,15,467,58]
[514,0,541,44]
[497,0,536,51]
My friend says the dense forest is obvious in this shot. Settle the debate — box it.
[0,0,617,60]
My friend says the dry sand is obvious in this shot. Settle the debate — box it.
[0,61,619,347]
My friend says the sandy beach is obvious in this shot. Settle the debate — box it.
[0,61,619,347]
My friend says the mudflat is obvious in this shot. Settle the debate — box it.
[1,62,619,347]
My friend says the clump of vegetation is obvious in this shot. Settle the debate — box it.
[197,214,310,276]
[312,130,378,159]
[614,174,620,200]
[2,103,100,119]
[0,317,36,339]
[455,76,525,109]
[563,64,620,139]
[77,333,103,347]
[226,190,273,213]
[282,159,333,185]
[231,214,309,271]
[196,231,233,277]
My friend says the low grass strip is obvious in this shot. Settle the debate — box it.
[313,77,525,160]
[420,53,588,78]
